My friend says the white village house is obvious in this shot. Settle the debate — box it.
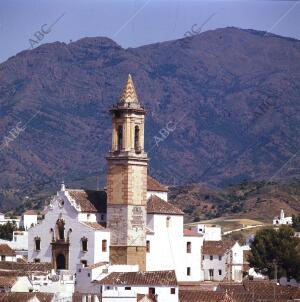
[202,241,244,282]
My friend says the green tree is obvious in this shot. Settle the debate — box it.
[249,226,300,281]
[292,214,300,232]
[0,221,18,240]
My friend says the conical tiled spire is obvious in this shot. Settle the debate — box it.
[119,74,139,104]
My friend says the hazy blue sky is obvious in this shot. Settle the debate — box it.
[0,0,299,63]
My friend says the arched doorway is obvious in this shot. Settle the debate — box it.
[56,254,66,270]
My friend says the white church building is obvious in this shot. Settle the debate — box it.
[273,209,292,225]
[28,75,205,284]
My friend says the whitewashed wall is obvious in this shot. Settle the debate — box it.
[22,214,38,230]
[203,253,227,281]
[102,285,178,302]
[146,214,203,282]
[191,224,222,241]
[11,277,32,292]
[231,242,244,282]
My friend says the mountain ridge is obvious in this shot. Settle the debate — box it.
[0,27,299,211]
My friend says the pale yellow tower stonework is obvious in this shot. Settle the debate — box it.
[106,74,148,271]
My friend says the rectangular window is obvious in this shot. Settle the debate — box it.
[82,238,88,252]
[125,287,131,290]
[0,255,5,261]
[81,260,87,267]
[187,267,191,276]
[146,240,150,253]
[35,238,41,251]
[219,270,222,276]
[210,255,213,260]
[102,240,107,252]
[186,242,192,253]
[170,288,176,294]
[209,269,214,277]
[218,255,222,261]
[34,258,40,263]
[149,287,155,295]
[202,255,204,260]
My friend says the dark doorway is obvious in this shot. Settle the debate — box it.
[56,254,66,270]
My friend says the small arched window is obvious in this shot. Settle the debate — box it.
[81,237,88,252]
[56,219,65,241]
[134,126,141,153]
[117,126,123,151]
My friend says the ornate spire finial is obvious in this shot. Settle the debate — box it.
[119,74,139,104]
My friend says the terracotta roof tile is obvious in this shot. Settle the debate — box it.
[137,294,157,302]
[147,176,168,192]
[0,292,54,302]
[97,270,177,286]
[66,176,166,214]
[23,210,37,215]
[179,290,231,302]
[147,195,183,215]
[202,241,235,255]
[0,261,51,273]
[216,280,300,302]
[88,261,108,269]
[0,277,17,288]
[80,221,107,231]
[184,229,202,237]
[0,244,15,256]
[67,190,107,213]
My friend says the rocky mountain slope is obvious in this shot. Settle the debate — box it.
[0,27,299,211]
[169,180,300,223]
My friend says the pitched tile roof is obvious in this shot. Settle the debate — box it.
[184,229,202,237]
[0,244,15,256]
[179,290,232,302]
[0,277,17,288]
[147,195,184,215]
[67,190,107,213]
[202,241,235,255]
[23,210,37,215]
[80,221,107,231]
[137,294,157,302]
[216,280,300,302]
[147,176,168,192]
[0,261,51,273]
[97,270,177,286]
[88,261,109,269]
[0,293,54,302]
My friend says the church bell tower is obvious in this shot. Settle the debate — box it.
[106,74,148,271]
